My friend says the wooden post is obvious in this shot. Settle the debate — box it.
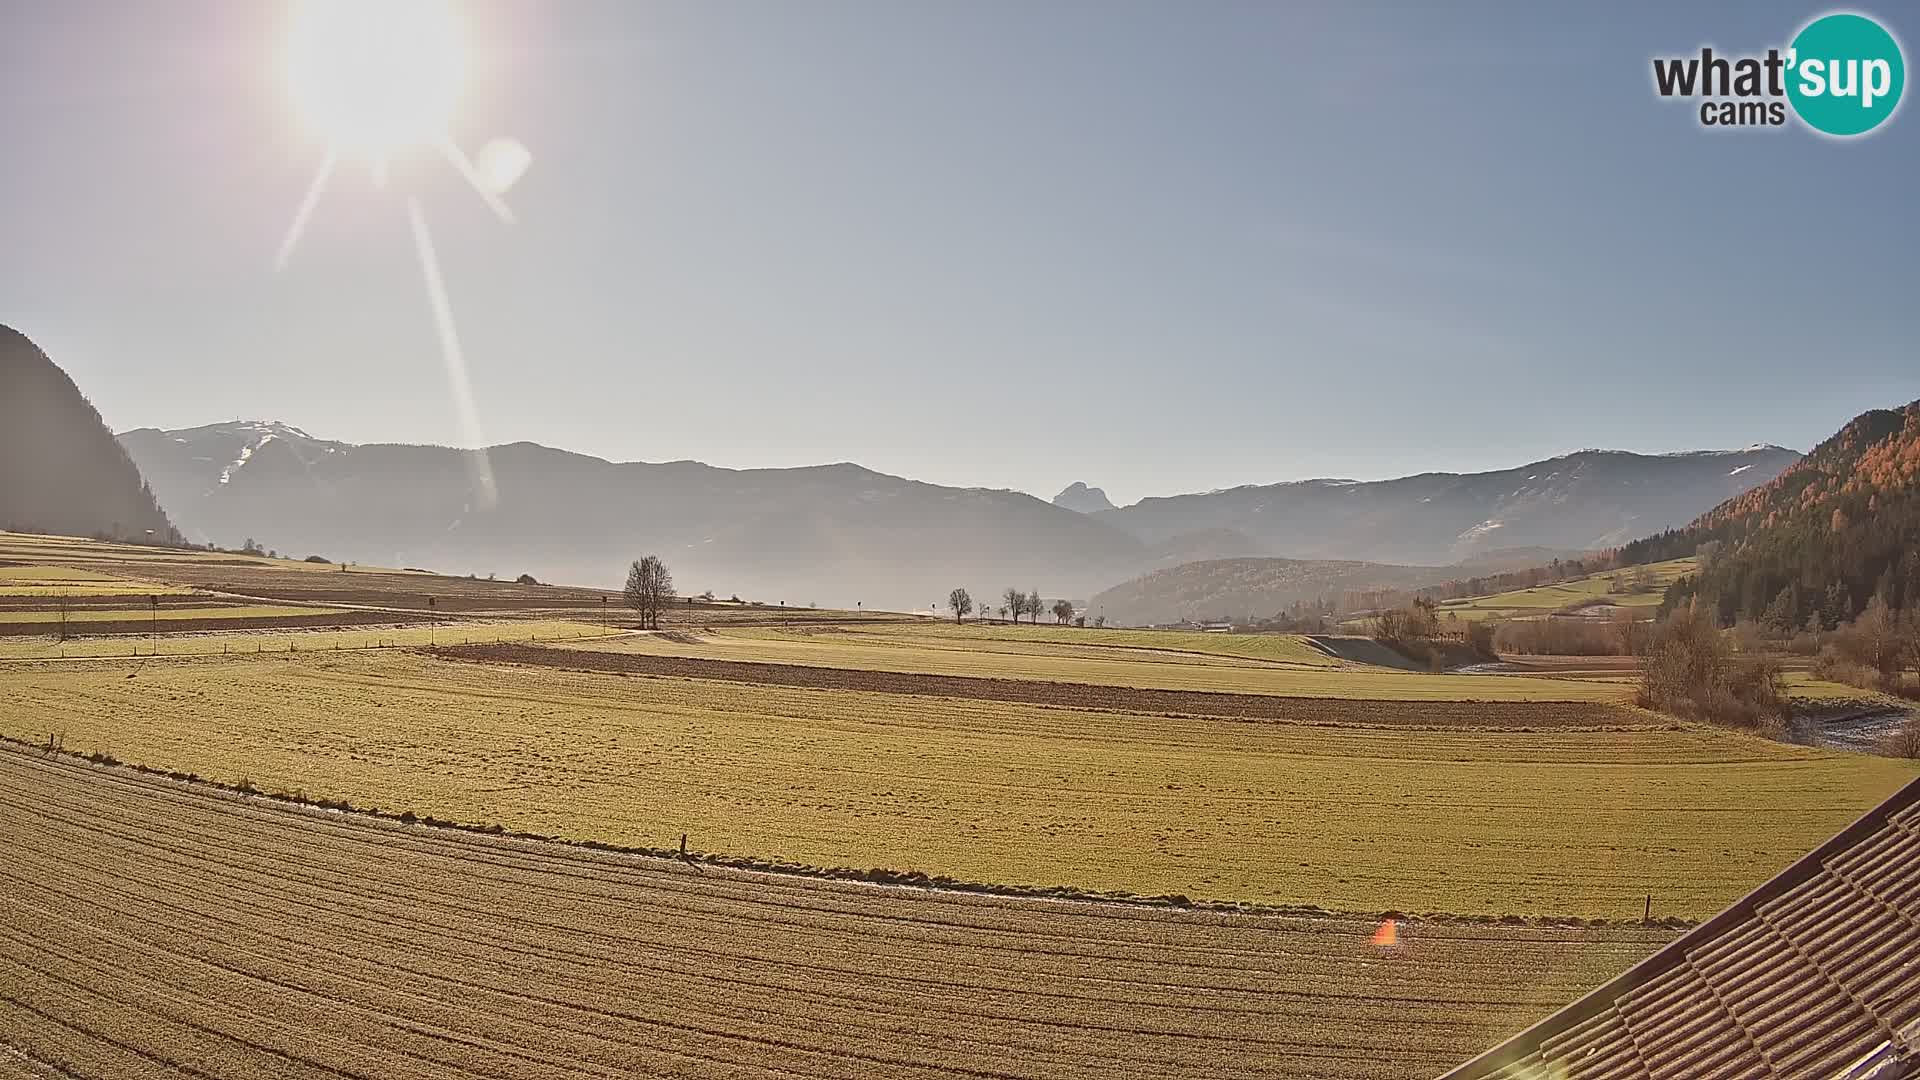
[1644,895,1652,923]
[679,833,687,859]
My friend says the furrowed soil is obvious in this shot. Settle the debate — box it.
[0,746,1677,1080]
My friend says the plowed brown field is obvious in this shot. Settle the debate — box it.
[0,746,1675,1079]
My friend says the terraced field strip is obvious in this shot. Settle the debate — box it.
[0,619,607,659]
[0,604,326,624]
[443,642,1645,723]
[870,624,1348,665]
[567,627,1631,701]
[3,651,1910,917]
[0,746,1676,1079]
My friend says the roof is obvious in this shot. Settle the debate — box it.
[1442,774,1920,1080]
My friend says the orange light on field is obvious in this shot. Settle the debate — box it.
[1372,918,1399,948]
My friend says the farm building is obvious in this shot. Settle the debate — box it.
[1443,775,1920,1079]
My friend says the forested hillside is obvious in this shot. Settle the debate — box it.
[0,325,177,543]
[1624,400,1920,629]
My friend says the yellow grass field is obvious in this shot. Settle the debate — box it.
[0,619,609,659]
[2,649,1908,919]
[0,604,326,624]
[566,625,1635,701]
[0,747,1679,1080]
[0,563,195,597]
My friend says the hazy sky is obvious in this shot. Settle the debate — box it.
[3,1,1915,506]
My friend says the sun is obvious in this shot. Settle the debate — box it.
[286,0,467,157]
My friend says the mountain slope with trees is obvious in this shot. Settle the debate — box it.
[1624,400,1920,630]
[0,325,176,543]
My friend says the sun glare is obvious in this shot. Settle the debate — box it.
[287,0,467,156]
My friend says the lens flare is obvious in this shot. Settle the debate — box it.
[274,0,523,517]
[406,197,498,510]
[475,137,533,196]
[286,0,467,158]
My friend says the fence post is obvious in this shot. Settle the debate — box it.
[1644,895,1652,923]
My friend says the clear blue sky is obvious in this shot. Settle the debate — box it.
[3,1,1915,505]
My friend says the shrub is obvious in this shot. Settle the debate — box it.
[1495,618,1624,656]
[1637,601,1788,728]
[1464,620,1496,658]
[303,554,331,564]
[1885,715,1920,759]
[514,573,541,586]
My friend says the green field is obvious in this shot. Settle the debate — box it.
[1434,558,1697,621]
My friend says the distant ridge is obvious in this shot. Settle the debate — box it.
[0,326,176,543]
[121,418,1795,611]
[1051,482,1116,514]
[1096,446,1799,566]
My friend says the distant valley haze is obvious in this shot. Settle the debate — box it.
[112,410,1800,615]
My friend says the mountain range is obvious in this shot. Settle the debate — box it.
[1092,446,1800,566]
[117,416,1797,615]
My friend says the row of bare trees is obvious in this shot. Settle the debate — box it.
[945,587,1078,625]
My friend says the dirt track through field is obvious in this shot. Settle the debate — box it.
[435,643,1641,729]
[0,747,1674,1079]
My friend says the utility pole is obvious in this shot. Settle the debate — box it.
[149,594,158,654]
[601,595,608,631]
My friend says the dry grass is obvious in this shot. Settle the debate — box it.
[568,626,1633,702]
[1,650,1908,918]
[0,619,610,659]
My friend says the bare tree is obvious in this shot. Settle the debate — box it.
[998,606,1008,621]
[1052,598,1074,625]
[1003,587,1024,625]
[947,587,973,624]
[1026,589,1042,626]
[624,555,675,630]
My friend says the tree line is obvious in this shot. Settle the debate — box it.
[946,587,1088,626]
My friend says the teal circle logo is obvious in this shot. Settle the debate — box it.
[1787,13,1905,136]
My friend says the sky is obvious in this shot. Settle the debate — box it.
[2,1,1916,507]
